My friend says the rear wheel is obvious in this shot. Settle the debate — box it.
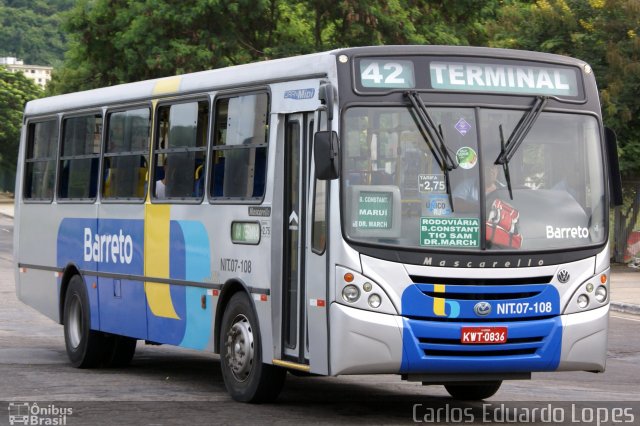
[220,292,286,403]
[63,275,107,368]
[103,334,137,367]
[444,381,502,400]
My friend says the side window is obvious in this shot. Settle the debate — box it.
[153,100,209,201]
[58,114,102,200]
[103,108,150,200]
[24,119,58,201]
[210,93,269,200]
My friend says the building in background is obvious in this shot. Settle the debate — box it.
[0,57,52,89]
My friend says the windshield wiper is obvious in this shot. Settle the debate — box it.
[405,91,457,209]
[495,96,548,200]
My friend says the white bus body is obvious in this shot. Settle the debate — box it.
[14,46,619,402]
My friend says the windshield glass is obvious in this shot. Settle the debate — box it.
[342,106,606,251]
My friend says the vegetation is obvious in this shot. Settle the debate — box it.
[0,0,74,66]
[47,0,498,93]
[1,1,639,242]
[0,66,42,189]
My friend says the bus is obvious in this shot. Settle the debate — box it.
[14,45,622,403]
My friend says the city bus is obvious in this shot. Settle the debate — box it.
[14,45,622,403]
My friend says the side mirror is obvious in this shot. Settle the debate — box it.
[318,82,334,121]
[314,131,339,180]
[605,127,623,207]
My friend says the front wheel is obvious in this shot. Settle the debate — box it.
[220,292,286,403]
[444,381,502,400]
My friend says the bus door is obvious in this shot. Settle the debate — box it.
[281,112,329,373]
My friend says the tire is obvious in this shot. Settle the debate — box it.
[444,381,502,400]
[220,292,286,403]
[63,275,108,368]
[103,334,137,368]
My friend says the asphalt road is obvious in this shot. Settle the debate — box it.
[1,214,639,425]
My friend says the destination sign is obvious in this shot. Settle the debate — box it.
[358,59,415,89]
[429,61,579,96]
[354,191,393,230]
[354,56,582,97]
[420,217,480,247]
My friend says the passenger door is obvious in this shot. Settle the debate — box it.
[281,112,329,373]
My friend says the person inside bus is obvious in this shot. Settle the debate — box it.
[155,157,170,198]
[452,162,503,210]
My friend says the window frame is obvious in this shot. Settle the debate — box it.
[208,89,271,204]
[23,116,60,203]
[57,110,104,203]
[151,96,211,204]
[101,103,152,204]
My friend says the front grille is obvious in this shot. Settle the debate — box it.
[419,336,544,345]
[410,275,553,286]
[423,348,538,357]
[422,291,539,300]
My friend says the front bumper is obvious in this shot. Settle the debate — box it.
[329,302,608,376]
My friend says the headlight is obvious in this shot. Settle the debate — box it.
[368,294,382,308]
[342,285,360,303]
[335,266,398,314]
[563,270,610,315]
[577,294,589,309]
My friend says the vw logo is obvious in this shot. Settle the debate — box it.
[474,301,491,316]
[557,270,570,284]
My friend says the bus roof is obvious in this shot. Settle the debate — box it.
[24,45,588,117]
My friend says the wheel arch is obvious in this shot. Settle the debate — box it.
[58,263,82,325]
[213,278,257,354]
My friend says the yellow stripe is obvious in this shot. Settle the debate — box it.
[152,76,182,96]
[144,204,179,319]
[433,284,446,316]
[272,359,311,372]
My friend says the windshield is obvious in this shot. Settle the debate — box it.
[342,106,606,251]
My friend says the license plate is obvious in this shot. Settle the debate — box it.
[461,326,508,344]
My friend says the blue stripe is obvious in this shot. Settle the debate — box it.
[178,221,212,350]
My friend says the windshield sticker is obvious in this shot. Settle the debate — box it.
[420,217,480,247]
[354,191,393,229]
[456,147,477,169]
[454,118,472,136]
[426,195,452,216]
[419,174,446,193]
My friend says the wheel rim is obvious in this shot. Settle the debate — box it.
[67,294,83,349]
[224,314,254,382]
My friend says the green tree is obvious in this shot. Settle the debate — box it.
[0,66,43,191]
[0,0,73,65]
[50,0,501,94]
[49,0,299,93]
[488,0,640,261]
[488,0,640,176]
